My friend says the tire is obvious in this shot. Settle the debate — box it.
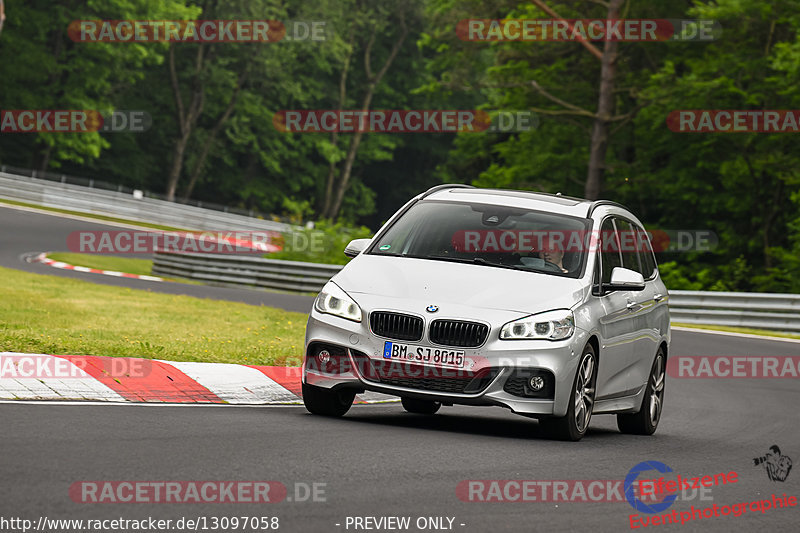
[401,397,441,415]
[540,343,597,441]
[302,383,356,417]
[617,348,665,435]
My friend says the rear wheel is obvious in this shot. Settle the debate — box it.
[302,383,356,417]
[401,397,441,415]
[617,348,665,435]
[540,343,597,441]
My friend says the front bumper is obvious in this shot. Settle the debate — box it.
[303,308,589,417]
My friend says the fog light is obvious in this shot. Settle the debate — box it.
[528,375,545,391]
[317,350,331,364]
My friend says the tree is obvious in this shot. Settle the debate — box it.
[0,0,197,171]
[628,0,800,291]
[320,0,418,220]
[164,0,285,201]
[0,0,6,37]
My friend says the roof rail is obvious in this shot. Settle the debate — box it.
[420,183,474,199]
[587,199,628,216]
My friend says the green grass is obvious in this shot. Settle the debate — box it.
[0,266,308,365]
[47,252,155,277]
[0,197,191,232]
[672,322,800,340]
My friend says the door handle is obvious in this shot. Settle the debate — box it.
[653,293,665,302]
[626,301,636,310]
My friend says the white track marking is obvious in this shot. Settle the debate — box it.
[164,361,302,404]
[0,400,309,407]
[33,253,164,282]
[672,326,800,344]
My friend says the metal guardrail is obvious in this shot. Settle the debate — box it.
[152,251,800,333]
[5,168,797,332]
[0,170,293,233]
[669,290,800,333]
[152,250,342,293]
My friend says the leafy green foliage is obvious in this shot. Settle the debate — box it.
[269,220,373,265]
[1,0,799,291]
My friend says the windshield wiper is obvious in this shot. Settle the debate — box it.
[401,254,528,272]
[471,257,528,271]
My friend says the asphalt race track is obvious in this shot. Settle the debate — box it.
[1,204,799,532]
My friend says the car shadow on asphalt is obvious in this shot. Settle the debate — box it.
[308,407,622,441]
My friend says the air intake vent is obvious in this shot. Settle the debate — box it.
[369,312,424,342]
[356,358,498,395]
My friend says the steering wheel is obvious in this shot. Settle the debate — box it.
[539,260,564,273]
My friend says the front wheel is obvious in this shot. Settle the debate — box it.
[617,348,665,435]
[401,397,441,414]
[540,343,596,441]
[302,383,356,417]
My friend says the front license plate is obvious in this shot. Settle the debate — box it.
[382,341,465,368]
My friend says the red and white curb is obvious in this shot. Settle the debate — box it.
[0,353,394,404]
[32,252,164,282]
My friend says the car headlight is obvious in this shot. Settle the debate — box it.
[314,282,362,322]
[500,309,575,341]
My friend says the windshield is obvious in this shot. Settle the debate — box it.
[369,200,592,278]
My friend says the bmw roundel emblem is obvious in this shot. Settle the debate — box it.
[426,305,439,313]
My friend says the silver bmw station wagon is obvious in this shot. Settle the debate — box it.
[302,185,670,441]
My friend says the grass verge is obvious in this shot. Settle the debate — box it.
[672,322,800,340]
[0,197,191,232]
[0,266,307,365]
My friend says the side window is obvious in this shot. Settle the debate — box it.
[615,218,642,274]
[636,226,657,279]
[600,218,622,284]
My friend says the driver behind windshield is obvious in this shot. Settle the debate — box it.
[535,236,569,274]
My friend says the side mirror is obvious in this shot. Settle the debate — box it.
[604,267,646,292]
[344,238,371,258]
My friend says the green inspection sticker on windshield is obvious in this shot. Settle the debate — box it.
[379,244,391,250]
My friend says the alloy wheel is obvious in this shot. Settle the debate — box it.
[649,355,665,426]
[574,353,595,433]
